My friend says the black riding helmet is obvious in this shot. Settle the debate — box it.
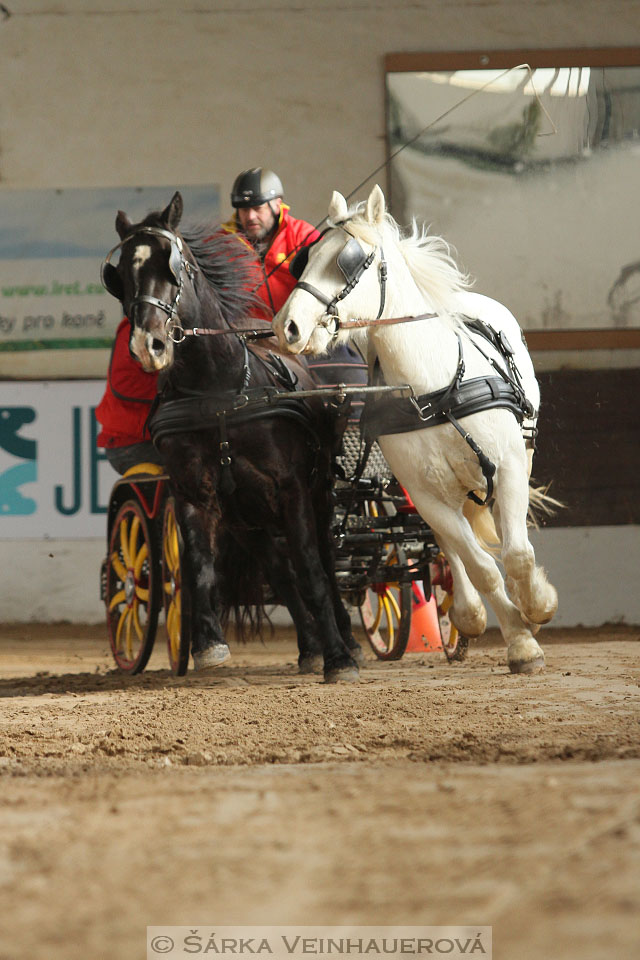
[231,168,284,208]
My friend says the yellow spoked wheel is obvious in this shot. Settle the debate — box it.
[358,500,411,660]
[106,500,160,674]
[430,555,469,662]
[161,497,191,676]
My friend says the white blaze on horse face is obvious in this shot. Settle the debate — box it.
[126,242,176,372]
[132,244,152,274]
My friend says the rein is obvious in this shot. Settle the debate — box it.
[321,308,439,337]
[164,320,276,344]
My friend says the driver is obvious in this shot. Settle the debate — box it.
[221,168,367,421]
[220,167,320,320]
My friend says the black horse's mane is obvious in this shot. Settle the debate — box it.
[143,211,267,328]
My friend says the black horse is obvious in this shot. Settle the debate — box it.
[101,191,361,682]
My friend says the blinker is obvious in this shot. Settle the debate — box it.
[289,245,310,280]
[336,237,368,282]
[101,260,122,299]
[168,235,183,283]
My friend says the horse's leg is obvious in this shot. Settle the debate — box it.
[280,480,359,683]
[175,499,230,670]
[411,492,545,673]
[433,537,488,639]
[265,541,324,674]
[494,455,558,627]
[312,481,364,664]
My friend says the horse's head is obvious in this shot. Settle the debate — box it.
[101,191,198,373]
[273,185,389,356]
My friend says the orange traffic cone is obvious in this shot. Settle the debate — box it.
[406,581,443,652]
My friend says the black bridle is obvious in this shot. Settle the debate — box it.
[290,227,388,337]
[101,225,199,325]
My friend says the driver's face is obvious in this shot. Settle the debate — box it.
[237,199,281,241]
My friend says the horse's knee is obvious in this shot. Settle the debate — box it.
[503,542,534,581]
[506,558,558,626]
[451,598,486,638]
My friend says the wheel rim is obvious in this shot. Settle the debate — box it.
[430,555,468,661]
[162,498,190,675]
[106,500,158,673]
[358,501,411,660]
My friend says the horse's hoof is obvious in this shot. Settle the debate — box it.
[193,644,231,671]
[507,634,544,674]
[508,654,545,675]
[298,655,324,674]
[324,665,360,684]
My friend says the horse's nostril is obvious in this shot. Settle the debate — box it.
[151,338,165,355]
[285,320,299,344]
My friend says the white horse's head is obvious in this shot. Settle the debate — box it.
[273,184,468,356]
[273,185,391,356]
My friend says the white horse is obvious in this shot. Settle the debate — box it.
[273,185,558,674]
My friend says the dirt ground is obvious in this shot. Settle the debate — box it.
[0,621,638,960]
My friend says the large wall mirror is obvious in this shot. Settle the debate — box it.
[385,48,640,360]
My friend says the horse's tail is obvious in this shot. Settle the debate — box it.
[217,533,271,642]
[463,500,500,554]
[464,480,563,554]
[527,481,564,528]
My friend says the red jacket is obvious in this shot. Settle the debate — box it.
[221,204,319,319]
[95,318,158,448]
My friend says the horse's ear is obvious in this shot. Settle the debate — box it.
[328,191,349,222]
[366,184,386,226]
[115,210,132,239]
[163,191,183,230]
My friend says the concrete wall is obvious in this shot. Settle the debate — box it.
[1,0,639,624]
[3,1,640,219]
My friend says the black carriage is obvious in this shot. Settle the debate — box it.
[100,424,467,676]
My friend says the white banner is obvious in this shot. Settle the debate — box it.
[0,380,118,539]
[0,185,220,378]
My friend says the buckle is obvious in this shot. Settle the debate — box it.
[409,392,436,422]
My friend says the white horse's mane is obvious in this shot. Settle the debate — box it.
[330,202,472,319]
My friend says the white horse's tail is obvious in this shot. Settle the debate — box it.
[463,500,500,554]
[464,481,563,554]
[527,482,564,529]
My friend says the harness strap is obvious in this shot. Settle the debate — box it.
[362,374,526,440]
[148,393,321,446]
[463,317,534,417]
[361,343,526,505]
[444,411,495,505]
[376,249,387,319]
[296,280,334,308]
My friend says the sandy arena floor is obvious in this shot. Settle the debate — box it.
[0,622,638,960]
